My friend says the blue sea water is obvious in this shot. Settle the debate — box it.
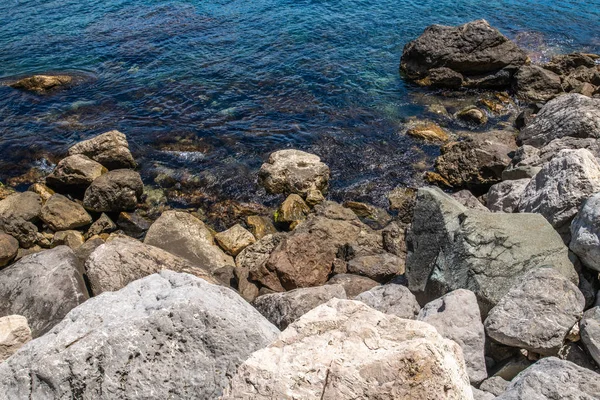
[0,0,599,206]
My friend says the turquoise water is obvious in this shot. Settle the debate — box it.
[1,0,599,206]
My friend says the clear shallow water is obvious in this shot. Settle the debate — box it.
[1,0,599,207]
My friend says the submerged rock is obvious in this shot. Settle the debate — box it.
[406,121,450,142]
[10,74,72,93]
[68,130,136,170]
[222,299,473,399]
[0,271,279,399]
[83,169,143,212]
[0,315,31,362]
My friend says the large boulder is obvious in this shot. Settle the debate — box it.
[434,131,517,191]
[222,299,473,399]
[68,130,136,170]
[580,306,600,366]
[570,192,600,272]
[0,246,89,338]
[0,271,279,399]
[418,289,487,384]
[401,20,527,88]
[0,191,41,221]
[258,149,330,196]
[40,194,92,231]
[487,179,530,213]
[0,233,18,268]
[484,267,585,356]
[518,94,600,148]
[45,154,107,193]
[496,358,600,399]
[518,149,600,238]
[252,285,347,330]
[85,236,217,295]
[144,211,235,285]
[0,315,31,362]
[513,65,563,102]
[83,169,143,212]
[354,283,420,319]
[406,187,576,314]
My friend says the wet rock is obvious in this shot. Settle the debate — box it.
[423,67,464,88]
[0,246,88,338]
[258,149,330,196]
[238,233,287,299]
[0,191,42,222]
[418,289,487,384]
[580,307,600,366]
[45,154,107,193]
[85,236,217,295]
[346,253,404,282]
[253,285,347,330]
[0,315,31,362]
[570,193,600,272]
[40,194,92,231]
[401,20,527,89]
[452,190,489,212]
[456,106,489,125]
[52,230,85,249]
[246,215,277,239]
[496,357,600,399]
[355,283,419,319]
[326,273,379,298]
[116,211,152,239]
[10,74,72,93]
[144,210,235,285]
[0,233,18,268]
[222,298,473,399]
[85,212,116,238]
[544,53,599,76]
[387,186,416,223]
[518,94,600,148]
[514,65,563,102]
[343,201,392,230]
[406,187,576,314]
[273,193,310,228]
[215,224,256,256]
[518,149,600,238]
[0,271,279,399]
[406,121,450,142]
[68,130,136,170]
[479,376,510,396]
[434,131,517,191]
[487,178,530,213]
[27,183,54,203]
[83,169,143,212]
[485,267,585,356]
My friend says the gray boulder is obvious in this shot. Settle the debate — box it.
[326,273,380,298]
[518,94,600,147]
[418,289,487,384]
[258,149,330,196]
[0,217,39,249]
[252,285,347,330]
[0,246,89,338]
[518,149,600,238]
[485,267,585,356]
[0,191,41,221]
[496,357,600,399]
[355,284,420,319]
[487,179,530,213]
[85,236,217,295]
[472,387,495,400]
[570,192,600,272]
[452,190,489,212]
[45,154,107,192]
[144,211,235,285]
[580,306,600,366]
[68,130,136,170]
[513,65,563,102]
[0,271,279,399]
[83,169,143,212]
[479,376,510,396]
[406,187,576,314]
[40,194,92,231]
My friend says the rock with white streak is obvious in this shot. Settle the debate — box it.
[222,298,474,400]
[570,192,600,272]
[355,284,420,319]
[487,178,530,213]
[0,315,32,362]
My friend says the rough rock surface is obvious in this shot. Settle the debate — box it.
[326,273,380,298]
[418,289,487,384]
[485,267,585,356]
[580,306,600,366]
[0,246,88,338]
[518,94,600,147]
[0,233,19,268]
[253,285,347,330]
[258,149,330,196]
[246,215,277,239]
[222,299,473,399]
[40,194,92,231]
[214,224,256,256]
[0,315,32,362]
[274,193,310,226]
[518,149,600,237]
[570,193,600,272]
[496,357,600,399]
[406,187,576,314]
[45,154,107,192]
[355,284,420,319]
[10,74,72,93]
[86,236,217,295]
[85,213,116,238]
[144,211,235,284]
[0,191,42,221]
[513,65,564,102]
[83,169,143,212]
[0,271,279,399]
[346,253,404,282]
[479,376,510,396]
[401,20,527,87]
[452,190,489,212]
[68,130,136,170]
[52,230,85,249]
[487,178,530,213]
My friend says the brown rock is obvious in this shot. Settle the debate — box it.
[28,183,54,203]
[456,106,488,125]
[347,253,405,282]
[0,233,18,268]
[52,230,85,249]
[40,194,92,231]
[246,215,277,239]
[45,154,107,193]
[215,224,256,256]
[68,130,135,170]
[0,315,32,362]
[274,194,310,227]
[406,122,450,142]
[10,75,72,93]
[326,274,380,298]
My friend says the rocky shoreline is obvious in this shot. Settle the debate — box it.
[0,19,599,399]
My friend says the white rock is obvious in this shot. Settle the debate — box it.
[570,192,600,272]
[0,315,31,362]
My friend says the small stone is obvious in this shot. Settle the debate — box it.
[274,194,310,227]
[10,75,72,93]
[492,355,532,381]
[326,273,380,298]
[238,233,287,300]
[83,169,143,212]
[305,188,325,206]
[86,213,116,239]
[387,186,416,223]
[343,201,392,230]
[456,106,488,125]
[45,154,107,193]
[355,284,420,319]
[27,183,54,203]
[0,233,19,268]
[40,194,92,231]
[68,130,136,170]
[347,253,404,282]
[52,230,85,249]
[215,224,256,256]
[406,122,450,142]
[116,211,151,239]
[0,315,31,362]
[246,215,277,240]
